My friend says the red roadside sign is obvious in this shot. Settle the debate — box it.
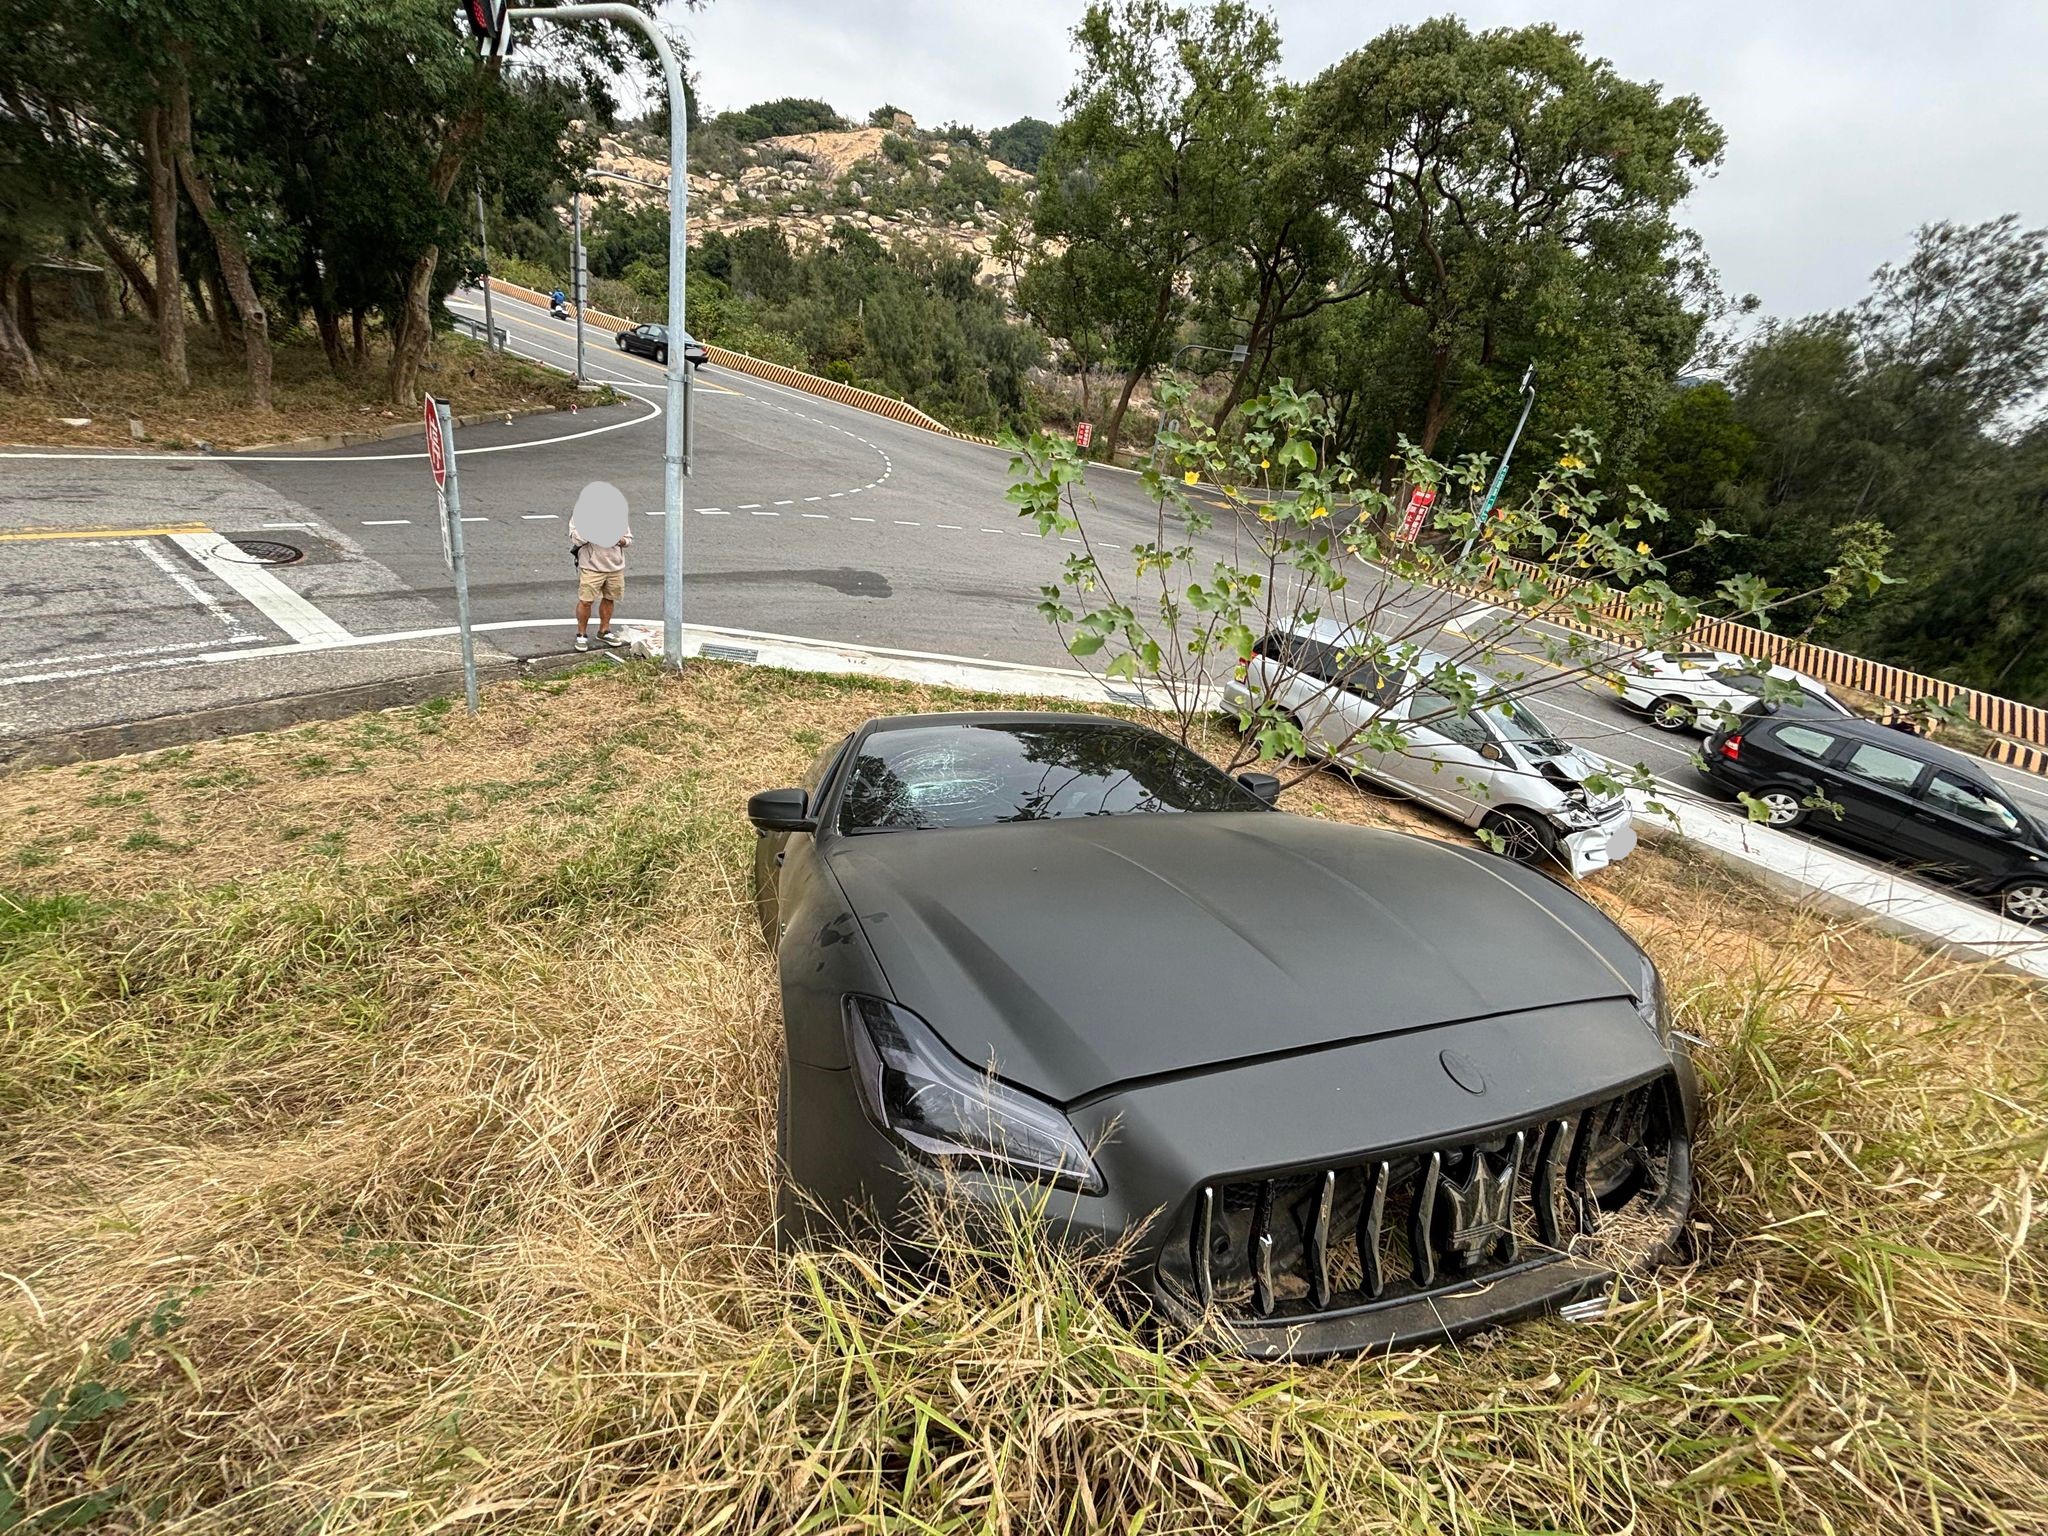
[1398,485,1436,542]
[424,394,447,490]
[1075,421,1093,449]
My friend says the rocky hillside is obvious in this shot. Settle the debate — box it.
[590,115,1034,289]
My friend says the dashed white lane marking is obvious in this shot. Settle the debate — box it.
[894,520,921,527]
[738,503,761,509]
[803,496,823,502]
[752,509,779,516]
[363,519,410,526]
[137,539,262,643]
[802,512,829,519]
[167,532,352,648]
[851,516,875,523]
[773,500,794,506]
[982,528,1005,534]
[522,513,558,520]
[699,509,729,516]
[846,487,863,495]
[936,523,962,530]
[461,516,487,522]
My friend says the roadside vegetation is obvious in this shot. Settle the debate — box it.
[0,316,594,451]
[2,662,2041,1532]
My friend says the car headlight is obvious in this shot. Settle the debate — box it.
[843,995,1105,1195]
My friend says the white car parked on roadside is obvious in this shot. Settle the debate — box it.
[1616,647,1851,733]
[1222,617,1637,877]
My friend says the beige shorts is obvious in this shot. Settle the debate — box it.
[577,569,623,604]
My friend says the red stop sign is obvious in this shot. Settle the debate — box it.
[424,395,447,490]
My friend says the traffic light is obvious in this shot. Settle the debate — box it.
[459,0,515,58]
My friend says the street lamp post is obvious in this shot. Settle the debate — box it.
[1152,340,1250,469]
[508,2,690,669]
[475,186,497,351]
[1461,363,1537,561]
[570,188,586,382]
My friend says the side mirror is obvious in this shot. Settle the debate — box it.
[1237,771,1282,806]
[747,787,816,833]
[1478,741,1505,763]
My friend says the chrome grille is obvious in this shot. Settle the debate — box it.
[1166,1076,1674,1324]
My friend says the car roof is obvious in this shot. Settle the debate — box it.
[1272,618,1498,691]
[1757,713,1989,777]
[857,710,1166,737]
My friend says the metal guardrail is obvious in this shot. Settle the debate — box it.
[449,313,507,349]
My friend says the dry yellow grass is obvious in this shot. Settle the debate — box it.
[1,661,2043,1532]
[0,317,595,451]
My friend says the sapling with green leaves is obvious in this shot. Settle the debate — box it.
[1006,375,1893,843]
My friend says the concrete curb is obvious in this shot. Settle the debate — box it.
[226,402,577,455]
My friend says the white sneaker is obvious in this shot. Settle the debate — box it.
[602,630,623,647]
[574,634,589,651]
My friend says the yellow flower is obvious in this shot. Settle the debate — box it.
[1559,453,1585,470]
[1259,458,1270,470]
[1636,540,1651,554]
[1183,470,1201,486]
[1309,505,1330,520]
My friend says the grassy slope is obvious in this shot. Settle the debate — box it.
[0,318,600,451]
[0,663,2042,1533]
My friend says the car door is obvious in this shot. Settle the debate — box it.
[1889,768,2031,889]
[755,735,849,944]
[1815,735,1927,856]
[1377,682,1494,819]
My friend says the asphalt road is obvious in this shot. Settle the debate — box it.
[4,281,2044,839]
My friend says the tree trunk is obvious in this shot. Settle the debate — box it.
[1103,273,1177,461]
[308,256,343,374]
[170,71,270,410]
[15,271,37,353]
[351,307,368,368]
[388,62,501,406]
[200,261,235,351]
[0,269,43,390]
[1417,349,1454,455]
[141,106,188,389]
[88,213,157,320]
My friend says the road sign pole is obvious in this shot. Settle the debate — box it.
[1462,364,1536,561]
[434,400,481,714]
[510,2,687,669]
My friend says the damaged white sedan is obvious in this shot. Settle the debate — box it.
[1224,619,1637,876]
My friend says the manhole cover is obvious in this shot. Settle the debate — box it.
[217,537,304,565]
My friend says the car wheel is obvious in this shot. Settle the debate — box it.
[2002,880,2048,926]
[655,346,667,365]
[1482,808,1555,865]
[1756,786,1807,829]
[1649,696,1696,732]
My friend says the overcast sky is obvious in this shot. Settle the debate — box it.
[666,1,2046,320]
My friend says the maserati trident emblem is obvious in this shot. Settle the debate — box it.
[1437,1149,1516,1269]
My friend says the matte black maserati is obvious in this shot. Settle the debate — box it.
[750,713,1697,1357]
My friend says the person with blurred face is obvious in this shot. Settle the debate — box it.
[569,481,631,651]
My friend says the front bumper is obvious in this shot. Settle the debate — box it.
[781,1000,1698,1359]
[1559,811,1637,877]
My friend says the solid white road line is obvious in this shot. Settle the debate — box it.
[136,538,264,644]
[167,532,352,649]
[262,522,311,529]
[362,519,411,526]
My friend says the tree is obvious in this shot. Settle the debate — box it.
[714,97,840,141]
[988,117,1054,175]
[1028,0,1281,460]
[1300,20,1724,457]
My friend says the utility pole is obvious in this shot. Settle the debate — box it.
[571,187,587,382]
[507,3,690,668]
[475,186,497,352]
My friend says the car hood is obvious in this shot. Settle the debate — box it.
[826,812,1640,1102]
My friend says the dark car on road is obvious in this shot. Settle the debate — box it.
[749,712,1698,1358]
[1699,713,2048,924]
[614,323,706,368]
